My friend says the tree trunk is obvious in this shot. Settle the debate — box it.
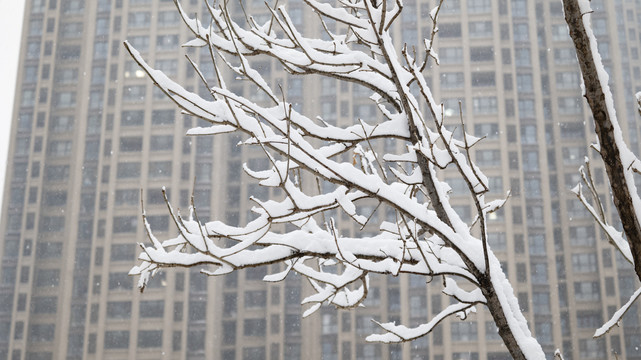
[479,274,528,360]
[563,0,641,282]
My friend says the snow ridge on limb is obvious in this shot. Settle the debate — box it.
[563,0,641,278]
[563,0,641,337]
[126,0,544,358]
[594,287,641,337]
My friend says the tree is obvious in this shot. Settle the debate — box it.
[563,0,641,338]
[127,0,545,357]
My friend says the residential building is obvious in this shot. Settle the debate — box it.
[1,0,641,359]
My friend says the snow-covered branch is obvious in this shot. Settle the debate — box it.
[563,0,641,339]
[126,0,544,358]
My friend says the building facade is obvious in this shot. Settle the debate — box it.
[1,0,641,359]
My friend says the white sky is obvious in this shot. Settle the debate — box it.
[0,1,26,207]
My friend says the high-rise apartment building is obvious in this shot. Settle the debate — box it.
[2,0,641,359]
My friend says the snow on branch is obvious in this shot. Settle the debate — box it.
[564,0,641,340]
[594,286,641,338]
[126,0,544,358]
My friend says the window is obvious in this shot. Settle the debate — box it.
[123,85,146,102]
[60,22,83,39]
[558,97,582,115]
[473,123,499,140]
[119,137,143,152]
[121,110,144,126]
[440,47,463,64]
[95,17,109,36]
[244,319,267,337]
[155,59,177,76]
[140,300,164,318]
[520,124,537,144]
[115,189,139,206]
[487,176,503,194]
[528,233,546,255]
[91,67,106,85]
[116,162,141,178]
[551,24,569,41]
[138,330,162,348]
[451,322,477,341]
[44,190,67,206]
[106,301,132,319]
[29,324,55,342]
[513,23,529,41]
[467,0,491,13]
[110,244,135,261]
[470,46,494,62]
[151,109,175,125]
[574,281,600,301]
[108,272,133,290]
[36,269,60,287]
[577,311,602,328]
[570,226,596,246]
[532,292,550,314]
[518,99,535,118]
[52,91,76,108]
[29,297,57,316]
[54,69,79,86]
[562,146,585,164]
[45,165,70,181]
[32,0,45,13]
[522,150,539,171]
[579,338,605,358]
[516,74,533,92]
[472,97,498,115]
[515,48,531,66]
[156,35,179,50]
[439,23,461,38]
[23,66,38,83]
[39,216,65,232]
[472,72,495,87]
[475,150,501,167]
[488,233,506,251]
[56,45,81,61]
[128,11,151,28]
[112,216,137,233]
[559,122,584,139]
[530,262,548,284]
[62,0,84,13]
[150,135,173,151]
[158,11,180,26]
[469,21,492,38]
[572,253,597,273]
[590,17,607,35]
[534,322,552,345]
[49,115,74,133]
[524,178,541,198]
[104,331,129,349]
[148,161,172,178]
[21,89,36,107]
[147,215,169,232]
[243,347,266,360]
[244,290,267,308]
[128,36,149,52]
[26,41,40,59]
[223,293,238,317]
[554,48,577,65]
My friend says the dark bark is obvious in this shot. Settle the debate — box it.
[563,0,641,282]
[478,274,528,360]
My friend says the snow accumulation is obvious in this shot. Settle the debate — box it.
[124,0,552,357]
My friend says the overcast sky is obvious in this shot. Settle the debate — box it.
[0,1,26,207]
